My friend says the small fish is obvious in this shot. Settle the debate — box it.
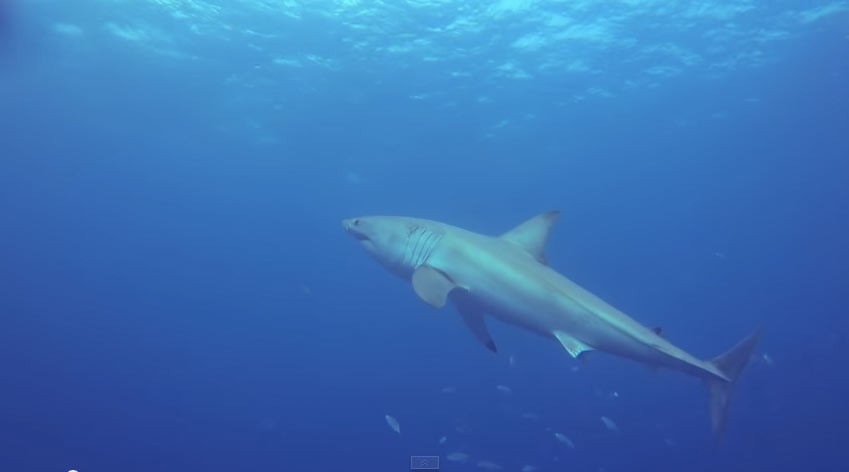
[762,353,775,367]
[521,466,538,472]
[438,436,447,445]
[520,412,539,421]
[441,386,456,394]
[496,385,512,395]
[509,354,517,366]
[476,460,503,470]
[600,416,619,432]
[554,432,575,448]
[446,452,469,463]
[384,414,401,434]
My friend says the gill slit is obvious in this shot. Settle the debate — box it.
[405,227,423,268]
[403,232,414,267]
[421,230,441,266]
[415,230,437,267]
[412,228,429,267]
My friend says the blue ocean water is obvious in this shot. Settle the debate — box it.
[1,1,848,471]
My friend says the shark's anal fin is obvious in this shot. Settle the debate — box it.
[412,265,458,308]
[456,301,497,353]
[553,331,592,359]
[499,211,560,265]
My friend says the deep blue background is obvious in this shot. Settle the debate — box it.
[1,2,848,471]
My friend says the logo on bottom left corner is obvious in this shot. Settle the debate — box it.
[410,455,439,471]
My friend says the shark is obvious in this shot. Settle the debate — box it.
[342,211,761,437]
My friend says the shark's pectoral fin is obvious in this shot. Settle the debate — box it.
[456,302,497,353]
[412,265,459,308]
[500,211,560,265]
[553,331,592,359]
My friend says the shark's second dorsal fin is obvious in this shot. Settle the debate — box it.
[500,211,560,264]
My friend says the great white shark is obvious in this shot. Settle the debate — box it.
[342,211,761,437]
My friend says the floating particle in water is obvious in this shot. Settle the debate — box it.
[477,460,503,470]
[600,416,619,432]
[384,414,400,434]
[762,353,775,367]
[554,432,575,448]
[446,452,469,463]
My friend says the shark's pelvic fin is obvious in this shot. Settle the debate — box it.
[553,331,592,358]
[500,211,560,265]
[412,265,459,308]
[456,301,497,353]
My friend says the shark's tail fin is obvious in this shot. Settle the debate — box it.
[705,328,762,438]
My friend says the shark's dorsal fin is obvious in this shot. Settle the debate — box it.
[412,265,459,308]
[500,211,560,265]
[553,331,592,358]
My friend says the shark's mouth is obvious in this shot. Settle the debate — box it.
[343,218,369,241]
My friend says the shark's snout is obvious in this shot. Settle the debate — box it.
[342,218,368,240]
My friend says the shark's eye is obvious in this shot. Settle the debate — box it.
[353,219,360,226]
